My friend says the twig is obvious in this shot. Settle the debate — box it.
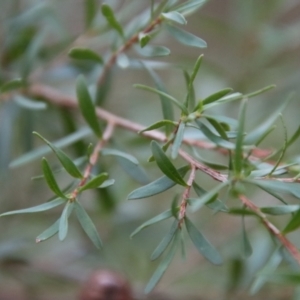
[239,194,300,265]
[178,165,196,228]
[69,123,115,201]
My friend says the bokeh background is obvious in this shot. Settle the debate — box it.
[1,0,300,299]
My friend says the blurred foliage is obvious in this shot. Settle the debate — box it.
[0,0,300,299]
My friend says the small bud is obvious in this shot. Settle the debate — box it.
[79,269,132,300]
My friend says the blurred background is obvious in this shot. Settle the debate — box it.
[0,0,300,299]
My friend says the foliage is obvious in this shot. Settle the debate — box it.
[1,0,300,298]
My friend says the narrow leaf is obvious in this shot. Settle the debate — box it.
[117,156,149,185]
[98,179,115,188]
[36,218,60,243]
[10,127,92,168]
[151,141,188,186]
[250,249,282,294]
[34,132,83,179]
[261,205,300,215]
[206,117,228,140]
[139,33,151,48]
[84,0,97,28]
[196,120,236,149]
[142,63,174,135]
[202,88,233,105]
[175,0,206,15]
[137,45,171,57]
[139,120,177,133]
[42,158,68,199]
[234,99,247,175]
[134,84,188,114]
[247,179,300,199]
[185,217,222,264]
[244,93,292,145]
[58,201,74,241]
[192,181,229,212]
[241,216,252,258]
[101,3,124,37]
[283,210,300,234]
[128,165,190,199]
[13,95,47,110]
[75,201,103,249]
[145,232,178,294]
[79,173,109,192]
[76,75,102,137]
[185,54,203,109]
[171,122,185,159]
[167,24,207,48]
[151,220,178,260]
[68,47,103,64]
[130,209,173,238]
[0,198,65,217]
[162,11,187,24]
[0,78,24,93]
[101,148,139,165]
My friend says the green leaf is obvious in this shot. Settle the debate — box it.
[175,0,207,15]
[151,141,188,186]
[142,63,174,135]
[0,198,66,217]
[139,33,151,48]
[162,11,187,24]
[185,54,203,109]
[250,249,282,295]
[134,84,189,114]
[196,120,236,149]
[10,127,92,168]
[84,0,97,28]
[68,47,103,64]
[0,78,24,93]
[203,92,243,110]
[151,220,178,260]
[206,117,228,140]
[76,75,102,138]
[36,218,60,243]
[98,179,115,188]
[201,88,233,105]
[166,24,207,48]
[139,120,177,133]
[193,182,228,212]
[42,158,68,199]
[58,201,74,241]
[228,208,258,216]
[130,209,173,238]
[117,156,149,185]
[128,165,190,200]
[79,173,109,192]
[283,210,300,234]
[33,132,83,179]
[247,179,300,199]
[185,217,222,264]
[261,205,300,215]
[101,3,124,37]
[171,122,185,159]
[145,231,178,294]
[137,45,171,57]
[101,148,139,165]
[234,99,247,175]
[244,92,292,145]
[75,201,103,249]
[241,216,252,258]
[192,181,229,212]
[13,95,47,110]
[191,148,228,170]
